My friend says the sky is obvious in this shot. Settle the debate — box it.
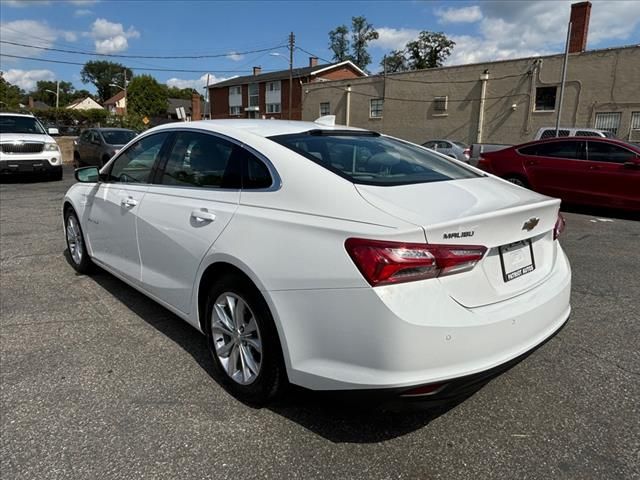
[1,0,639,95]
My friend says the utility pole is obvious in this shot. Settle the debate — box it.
[555,22,572,137]
[288,32,295,120]
[123,69,128,116]
[55,80,59,109]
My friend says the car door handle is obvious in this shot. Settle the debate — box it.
[191,209,216,223]
[526,160,537,166]
[120,196,137,208]
[588,165,601,170]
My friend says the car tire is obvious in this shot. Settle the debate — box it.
[52,169,63,181]
[101,155,110,167]
[204,273,286,405]
[73,152,81,168]
[505,176,529,188]
[64,208,94,274]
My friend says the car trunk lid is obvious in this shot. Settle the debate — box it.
[355,177,561,308]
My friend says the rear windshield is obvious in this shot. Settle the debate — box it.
[101,130,137,145]
[0,115,46,134]
[270,132,479,186]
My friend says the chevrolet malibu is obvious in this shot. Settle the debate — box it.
[63,119,571,404]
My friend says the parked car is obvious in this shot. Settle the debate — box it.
[422,139,470,162]
[0,112,62,180]
[478,137,640,211]
[63,119,571,404]
[74,128,137,168]
[534,127,614,140]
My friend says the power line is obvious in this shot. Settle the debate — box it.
[385,71,528,85]
[295,46,332,64]
[0,40,288,60]
[0,53,276,74]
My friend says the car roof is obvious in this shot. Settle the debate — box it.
[0,112,36,118]
[149,119,368,138]
[515,136,640,151]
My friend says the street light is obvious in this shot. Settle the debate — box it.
[109,82,127,115]
[269,48,293,120]
[44,84,59,109]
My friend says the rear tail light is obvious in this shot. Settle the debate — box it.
[553,213,566,240]
[463,148,471,160]
[345,238,487,287]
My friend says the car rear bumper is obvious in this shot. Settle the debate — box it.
[268,245,571,391]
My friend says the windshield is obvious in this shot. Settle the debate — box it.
[271,132,479,186]
[0,116,46,135]
[101,130,137,145]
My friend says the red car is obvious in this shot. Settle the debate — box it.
[478,137,640,212]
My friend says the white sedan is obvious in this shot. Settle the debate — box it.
[63,119,571,404]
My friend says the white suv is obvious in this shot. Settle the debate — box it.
[0,112,63,180]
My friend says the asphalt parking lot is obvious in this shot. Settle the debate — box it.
[1,166,639,480]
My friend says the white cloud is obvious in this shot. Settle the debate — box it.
[166,73,230,90]
[373,27,421,51]
[3,68,55,91]
[74,8,92,17]
[3,0,50,7]
[440,0,640,65]
[0,20,77,59]
[436,5,483,24]
[227,52,244,61]
[67,0,98,5]
[89,18,140,54]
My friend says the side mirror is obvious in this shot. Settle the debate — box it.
[75,166,100,183]
[48,127,59,136]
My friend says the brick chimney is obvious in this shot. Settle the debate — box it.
[191,92,201,121]
[252,66,262,76]
[309,57,318,67]
[569,1,591,53]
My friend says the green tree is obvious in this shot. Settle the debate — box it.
[127,74,168,118]
[165,86,195,100]
[381,50,409,73]
[350,16,379,71]
[80,61,133,103]
[329,25,351,62]
[0,72,24,109]
[32,80,75,107]
[406,31,455,70]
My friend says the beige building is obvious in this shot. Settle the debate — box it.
[302,3,640,145]
[66,97,103,111]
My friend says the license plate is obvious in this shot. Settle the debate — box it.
[499,240,535,282]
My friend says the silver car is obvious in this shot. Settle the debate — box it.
[422,139,470,162]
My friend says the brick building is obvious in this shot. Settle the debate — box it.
[208,58,366,120]
[301,2,640,145]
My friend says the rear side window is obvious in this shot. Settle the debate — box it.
[271,132,478,186]
[587,141,636,164]
[520,140,583,159]
[540,129,570,139]
[576,130,601,137]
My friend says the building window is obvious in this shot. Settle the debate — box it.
[434,96,448,112]
[319,102,330,116]
[229,106,242,115]
[229,86,241,96]
[266,103,281,114]
[248,83,259,108]
[228,85,242,114]
[267,81,281,92]
[594,112,621,136]
[631,112,640,131]
[370,98,383,118]
[534,86,557,111]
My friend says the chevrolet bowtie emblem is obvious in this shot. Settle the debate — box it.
[522,217,540,231]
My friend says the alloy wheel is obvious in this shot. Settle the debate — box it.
[211,293,263,385]
[66,215,83,265]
